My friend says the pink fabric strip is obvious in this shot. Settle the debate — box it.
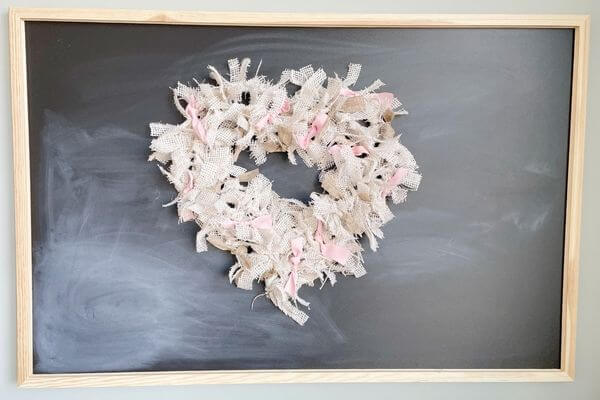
[255,113,274,130]
[285,237,305,299]
[327,145,341,156]
[221,220,236,229]
[381,167,409,197]
[222,215,273,230]
[180,209,195,222]
[297,112,328,150]
[339,87,359,97]
[185,103,209,144]
[280,98,291,113]
[315,220,352,265]
[250,214,273,230]
[182,170,194,194]
[255,99,291,131]
[328,144,369,157]
[351,145,369,156]
[179,169,195,222]
[375,92,395,109]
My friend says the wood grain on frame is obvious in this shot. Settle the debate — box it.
[9,8,589,387]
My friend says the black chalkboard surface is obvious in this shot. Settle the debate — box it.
[26,22,573,373]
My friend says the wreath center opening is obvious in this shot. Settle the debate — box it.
[235,151,320,205]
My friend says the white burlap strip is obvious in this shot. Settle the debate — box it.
[149,58,421,325]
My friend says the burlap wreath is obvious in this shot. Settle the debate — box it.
[149,58,421,325]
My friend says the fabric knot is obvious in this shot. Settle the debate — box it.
[285,237,305,300]
[315,220,352,265]
[185,102,215,147]
[328,144,369,157]
[255,99,291,131]
[297,112,328,150]
[381,167,408,197]
[340,87,359,97]
[375,92,395,109]
[182,170,194,194]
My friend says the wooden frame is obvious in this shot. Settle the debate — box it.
[9,8,589,387]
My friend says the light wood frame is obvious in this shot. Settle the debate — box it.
[9,8,589,387]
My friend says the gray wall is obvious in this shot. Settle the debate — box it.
[1,0,598,399]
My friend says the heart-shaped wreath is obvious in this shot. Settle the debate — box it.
[149,58,421,324]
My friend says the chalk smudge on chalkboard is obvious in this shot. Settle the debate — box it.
[32,111,348,373]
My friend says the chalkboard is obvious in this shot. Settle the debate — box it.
[25,22,573,374]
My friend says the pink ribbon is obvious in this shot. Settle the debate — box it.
[339,87,359,97]
[179,209,195,222]
[375,92,395,109]
[280,98,291,113]
[297,112,328,150]
[285,237,305,299]
[381,168,408,197]
[315,220,352,265]
[328,144,369,157]
[255,99,291,131]
[185,101,215,146]
[222,214,273,230]
[179,171,196,222]
[182,170,194,194]
[249,215,273,230]
[255,113,275,131]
